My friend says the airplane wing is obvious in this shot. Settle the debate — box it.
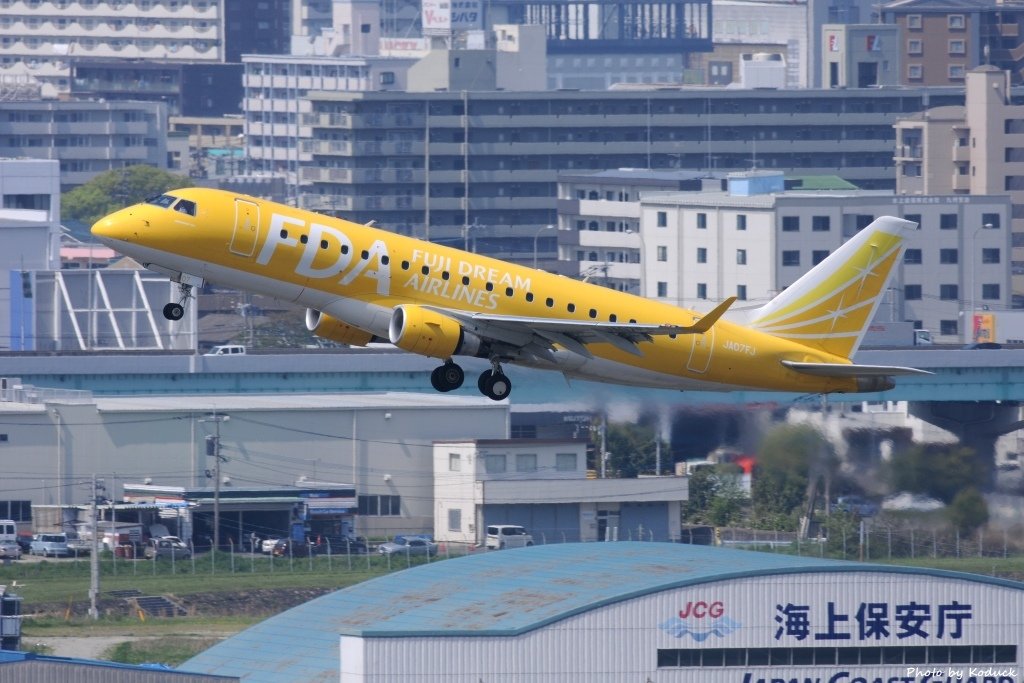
[424,297,736,360]
[781,361,933,377]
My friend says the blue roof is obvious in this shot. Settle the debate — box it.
[181,542,1024,682]
[0,650,236,679]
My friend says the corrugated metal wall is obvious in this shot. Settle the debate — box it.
[482,503,580,542]
[0,661,236,683]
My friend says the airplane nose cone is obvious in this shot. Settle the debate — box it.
[91,208,136,245]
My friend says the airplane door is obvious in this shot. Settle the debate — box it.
[686,328,715,374]
[230,199,260,257]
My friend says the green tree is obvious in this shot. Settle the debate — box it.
[63,165,191,226]
[604,422,667,478]
[685,463,746,526]
[887,444,985,503]
[751,424,833,530]
[947,487,989,535]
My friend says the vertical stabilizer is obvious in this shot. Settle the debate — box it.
[749,216,917,359]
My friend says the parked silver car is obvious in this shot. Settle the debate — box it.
[0,541,21,560]
[30,533,70,557]
[377,536,437,557]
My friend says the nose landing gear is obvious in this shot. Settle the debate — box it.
[162,278,200,321]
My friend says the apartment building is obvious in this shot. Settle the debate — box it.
[287,86,965,263]
[637,171,1011,343]
[895,66,1024,302]
[881,0,1024,86]
[0,99,168,189]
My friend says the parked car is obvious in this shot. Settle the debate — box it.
[64,531,91,556]
[485,524,535,550]
[831,496,880,518]
[260,538,282,554]
[322,536,368,555]
[377,536,438,557]
[144,536,191,560]
[30,533,70,558]
[15,535,32,555]
[0,541,21,560]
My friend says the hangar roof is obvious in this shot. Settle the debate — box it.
[181,542,1024,683]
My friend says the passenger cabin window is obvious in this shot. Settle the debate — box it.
[146,194,177,208]
[173,199,196,216]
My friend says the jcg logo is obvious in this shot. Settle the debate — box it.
[660,599,740,642]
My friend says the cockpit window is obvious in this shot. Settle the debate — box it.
[173,199,196,216]
[146,194,177,208]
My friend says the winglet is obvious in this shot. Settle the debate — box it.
[683,297,736,334]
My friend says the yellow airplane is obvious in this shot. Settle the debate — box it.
[92,188,928,400]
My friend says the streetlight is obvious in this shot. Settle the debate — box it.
[968,222,995,343]
[533,224,555,269]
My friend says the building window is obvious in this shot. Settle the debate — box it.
[736,214,747,231]
[949,64,966,79]
[358,494,401,516]
[939,248,959,264]
[904,213,921,227]
[657,246,668,262]
[982,284,1000,300]
[940,319,958,336]
[940,284,959,300]
[657,281,668,297]
[696,213,707,229]
[736,249,747,265]
[448,508,461,531]
[981,213,1000,229]
[908,64,923,80]
[907,39,922,54]
[656,644,1018,669]
[948,14,965,29]
[696,247,707,263]
[555,452,577,472]
[904,249,922,264]
[656,211,667,227]
[485,453,506,474]
[516,453,537,473]
[812,250,829,265]
[948,39,966,55]
[737,284,747,300]
[812,215,830,231]
[448,453,461,471]
[782,250,800,266]
[982,248,1001,264]
[904,284,922,300]
[940,213,958,230]
[379,71,395,85]
[697,282,707,299]
[782,216,799,232]
[907,14,922,29]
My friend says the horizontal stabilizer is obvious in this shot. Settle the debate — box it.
[781,360,932,377]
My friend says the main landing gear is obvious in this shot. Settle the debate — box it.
[162,281,195,321]
[430,359,512,401]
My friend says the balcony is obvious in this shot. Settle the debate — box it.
[952,144,970,162]
[895,144,923,160]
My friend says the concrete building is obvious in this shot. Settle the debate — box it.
[291,85,966,262]
[434,439,686,546]
[882,0,1024,86]
[638,171,1011,343]
[0,388,507,539]
[0,99,169,190]
[895,66,1024,304]
[181,541,1024,682]
[822,23,901,87]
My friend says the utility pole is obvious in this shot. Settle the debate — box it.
[200,412,229,553]
[599,414,608,479]
[88,474,102,620]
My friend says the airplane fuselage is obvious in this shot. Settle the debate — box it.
[93,188,866,395]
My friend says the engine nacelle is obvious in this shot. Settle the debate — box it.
[305,309,373,347]
[388,305,482,359]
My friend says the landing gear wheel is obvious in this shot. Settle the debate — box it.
[430,362,465,392]
[163,302,185,321]
[479,370,512,401]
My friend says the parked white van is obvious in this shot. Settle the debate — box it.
[204,345,246,356]
[485,524,534,550]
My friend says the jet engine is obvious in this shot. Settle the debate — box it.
[305,309,374,347]
[388,305,483,359]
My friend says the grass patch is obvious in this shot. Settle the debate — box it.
[102,636,223,667]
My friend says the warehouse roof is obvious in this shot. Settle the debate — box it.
[181,542,1024,682]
